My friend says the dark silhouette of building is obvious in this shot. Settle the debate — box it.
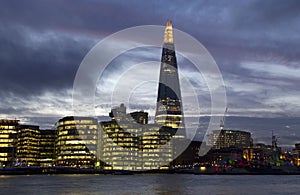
[172,140,202,167]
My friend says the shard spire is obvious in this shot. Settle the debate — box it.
[163,20,174,44]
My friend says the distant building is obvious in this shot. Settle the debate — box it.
[243,142,288,167]
[16,125,40,166]
[208,130,253,149]
[243,143,270,166]
[0,119,19,167]
[39,129,56,167]
[293,143,300,166]
[55,116,98,168]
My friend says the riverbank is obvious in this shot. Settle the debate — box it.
[1,166,300,175]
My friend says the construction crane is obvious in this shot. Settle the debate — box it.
[220,107,228,130]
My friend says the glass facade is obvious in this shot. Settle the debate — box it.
[0,119,19,167]
[100,105,143,170]
[208,130,253,149]
[39,129,56,167]
[155,20,185,138]
[100,104,173,171]
[55,116,98,168]
[16,125,40,166]
[140,124,173,170]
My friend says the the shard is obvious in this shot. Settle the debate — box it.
[155,20,186,138]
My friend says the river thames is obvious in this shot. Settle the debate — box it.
[0,174,300,194]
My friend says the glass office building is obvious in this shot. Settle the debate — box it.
[16,125,40,166]
[0,119,19,167]
[55,116,98,168]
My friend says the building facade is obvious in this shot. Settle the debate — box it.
[100,104,173,170]
[39,129,56,167]
[0,119,19,167]
[55,116,98,168]
[208,130,253,149]
[293,143,300,166]
[155,20,185,139]
[16,125,40,166]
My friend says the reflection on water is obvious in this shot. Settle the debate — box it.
[0,174,300,195]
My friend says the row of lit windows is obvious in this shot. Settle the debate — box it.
[0,153,8,157]
[0,139,15,143]
[0,126,16,130]
[117,143,137,147]
[0,144,12,147]
[111,138,137,142]
[56,145,87,150]
[57,160,92,165]
[17,155,39,158]
[0,134,9,138]
[0,130,17,134]
[57,135,97,140]
[59,120,97,126]
[39,141,55,145]
[58,150,94,155]
[58,129,97,135]
[17,145,40,150]
[58,155,94,160]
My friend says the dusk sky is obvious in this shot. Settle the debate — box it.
[0,0,300,147]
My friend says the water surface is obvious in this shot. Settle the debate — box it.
[0,174,299,195]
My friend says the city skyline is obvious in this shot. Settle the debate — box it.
[0,0,300,147]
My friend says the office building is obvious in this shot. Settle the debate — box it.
[55,116,98,168]
[16,125,40,166]
[100,104,173,170]
[208,129,253,149]
[0,119,19,167]
[39,129,56,167]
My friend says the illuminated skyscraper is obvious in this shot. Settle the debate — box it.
[155,20,185,138]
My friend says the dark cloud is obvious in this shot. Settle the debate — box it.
[0,0,299,145]
[0,23,95,98]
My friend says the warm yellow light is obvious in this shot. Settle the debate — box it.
[164,20,174,44]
